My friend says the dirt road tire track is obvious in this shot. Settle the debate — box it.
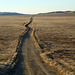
[11,27,58,75]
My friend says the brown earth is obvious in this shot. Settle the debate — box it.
[0,15,75,75]
[32,16,75,75]
[0,16,58,75]
[0,15,31,72]
[11,27,58,75]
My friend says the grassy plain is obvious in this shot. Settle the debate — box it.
[32,15,75,74]
[0,14,75,75]
[0,15,31,68]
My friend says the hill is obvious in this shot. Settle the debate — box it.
[0,12,26,15]
[37,11,75,16]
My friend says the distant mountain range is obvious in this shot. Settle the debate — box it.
[38,11,75,15]
[0,12,26,15]
[0,11,75,16]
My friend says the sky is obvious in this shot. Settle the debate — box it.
[0,0,75,14]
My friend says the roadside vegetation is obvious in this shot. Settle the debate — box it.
[0,16,31,73]
[32,15,75,75]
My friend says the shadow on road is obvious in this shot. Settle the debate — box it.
[9,17,33,75]
[11,28,31,75]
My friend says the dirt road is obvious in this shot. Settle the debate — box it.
[11,27,58,75]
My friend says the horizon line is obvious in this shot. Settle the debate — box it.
[0,10,75,15]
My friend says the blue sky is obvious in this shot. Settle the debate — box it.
[0,0,75,14]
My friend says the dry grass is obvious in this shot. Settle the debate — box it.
[32,16,75,74]
[0,15,31,68]
[0,15,75,74]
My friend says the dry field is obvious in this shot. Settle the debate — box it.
[32,16,75,74]
[0,16,31,69]
[0,15,75,75]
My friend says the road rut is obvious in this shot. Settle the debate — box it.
[12,27,58,75]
